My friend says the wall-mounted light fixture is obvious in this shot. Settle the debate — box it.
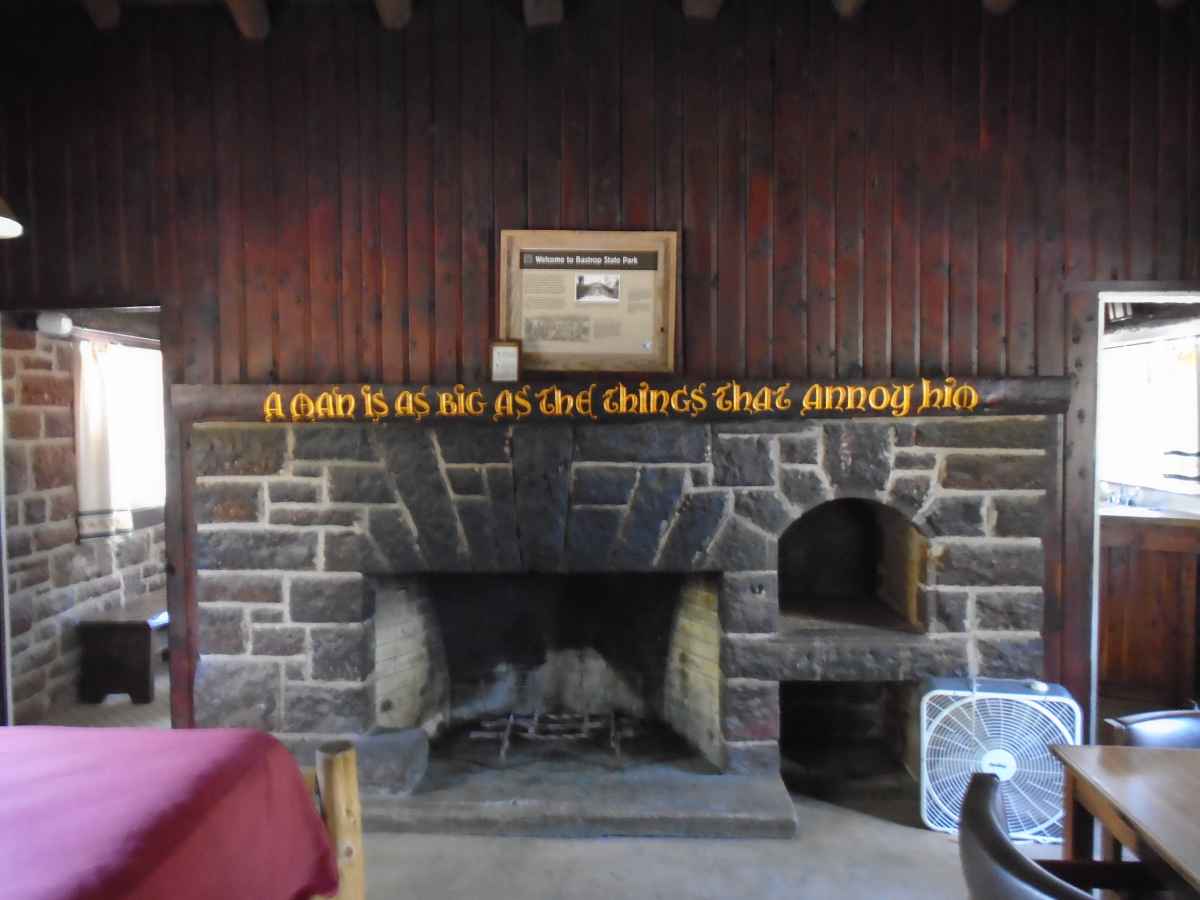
[0,195,23,239]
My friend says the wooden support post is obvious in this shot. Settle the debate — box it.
[81,0,120,30]
[224,0,269,40]
[374,0,413,30]
[523,0,563,28]
[316,741,365,900]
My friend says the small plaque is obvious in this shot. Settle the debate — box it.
[490,340,521,383]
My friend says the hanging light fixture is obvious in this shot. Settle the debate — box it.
[0,195,22,239]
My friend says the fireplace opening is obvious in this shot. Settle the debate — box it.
[372,573,724,778]
[779,499,930,631]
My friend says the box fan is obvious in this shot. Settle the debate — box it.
[917,677,1082,842]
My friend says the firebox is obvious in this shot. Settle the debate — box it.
[373,574,724,769]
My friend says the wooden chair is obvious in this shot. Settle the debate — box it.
[303,741,365,900]
[1105,709,1200,749]
[958,774,1162,900]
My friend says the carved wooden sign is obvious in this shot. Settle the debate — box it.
[257,378,995,425]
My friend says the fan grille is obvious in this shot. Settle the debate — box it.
[921,691,1080,841]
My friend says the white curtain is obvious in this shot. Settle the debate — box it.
[75,341,166,539]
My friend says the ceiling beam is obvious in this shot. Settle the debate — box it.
[981,0,1019,13]
[81,0,120,31]
[831,0,867,18]
[224,0,269,40]
[375,0,413,30]
[523,0,563,28]
[682,0,723,20]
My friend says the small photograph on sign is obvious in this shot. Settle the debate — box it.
[525,316,593,343]
[575,273,620,303]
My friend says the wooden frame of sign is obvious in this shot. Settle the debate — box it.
[498,229,679,373]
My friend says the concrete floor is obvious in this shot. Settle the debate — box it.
[364,792,970,900]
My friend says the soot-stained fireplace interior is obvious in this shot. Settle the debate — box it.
[373,574,724,771]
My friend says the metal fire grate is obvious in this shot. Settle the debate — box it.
[469,711,641,763]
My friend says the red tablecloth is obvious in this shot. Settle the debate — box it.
[0,727,339,900]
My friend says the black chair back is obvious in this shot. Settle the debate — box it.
[1106,709,1200,748]
[959,774,1092,900]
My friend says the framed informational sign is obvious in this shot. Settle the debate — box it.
[498,229,678,373]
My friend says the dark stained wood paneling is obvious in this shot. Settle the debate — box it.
[918,0,951,376]
[460,0,492,384]
[269,10,308,384]
[715,0,746,378]
[805,0,836,380]
[947,0,979,377]
[432,0,461,384]
[306,11,341,384]
[744,0,773,378]
[1006,1,1038,376]
[1099,516,1199,707]
[834,12,865,379]
[682,17,718,379]
[404,7,431,382]
[772,0,806,379]
[2,1,1194,387]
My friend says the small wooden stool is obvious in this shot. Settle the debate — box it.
[78,591,168,704]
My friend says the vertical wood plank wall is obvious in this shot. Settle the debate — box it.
[1,0,1199,711]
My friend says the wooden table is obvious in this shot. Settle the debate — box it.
[1053,744,1200,897]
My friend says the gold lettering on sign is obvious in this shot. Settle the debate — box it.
[393,387,431,422]
[259,379,983,423]
[263,391,285,423]
[916,377,980,414]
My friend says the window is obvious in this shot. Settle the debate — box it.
[76,341,165,538]
[1099,333,1200,502]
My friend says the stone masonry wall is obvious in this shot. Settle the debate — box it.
[3,324,167,723]
[191,416,1052,773]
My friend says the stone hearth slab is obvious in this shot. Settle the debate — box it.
[362,770,797,839]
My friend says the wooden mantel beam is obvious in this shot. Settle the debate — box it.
[375,0,413,30]
[224,0,269,40]
[523,0,563,28]
[81,0,120,31]
[682,0,723,20]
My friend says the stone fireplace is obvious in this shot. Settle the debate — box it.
[191,415,1051,785]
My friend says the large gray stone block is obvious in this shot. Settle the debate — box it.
[198,572,283,604]
[719,572,779,634]
[915,419,1048,450]
[574,422,708,463]
[194,657,281,729]
[284,684,370,733]
[192,426,287,476]
[512,425,573,571]
[656,492,728,570]
[942,454,1047,490]
[936,543,1044,586]
[293,425,376,461]
[196,530,318,570]
[571,465,638,505]
[713,436,775,486]
[977,637,1043,678]
[195,482,261,523]
[291,575,370,623]
[824,423,894,494]
[312,625,370,681]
